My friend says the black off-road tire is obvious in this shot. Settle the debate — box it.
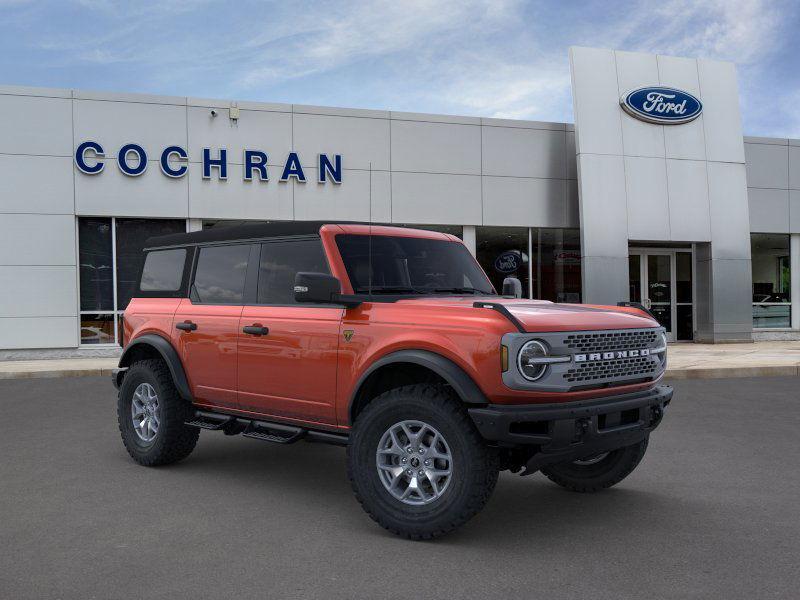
[540,437,649,493]
[117,358,199,466]
[347,384,499,540]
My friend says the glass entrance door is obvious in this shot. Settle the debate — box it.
[629,249,694,342]
[646,253,672,335]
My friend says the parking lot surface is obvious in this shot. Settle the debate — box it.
[1,376,798,599]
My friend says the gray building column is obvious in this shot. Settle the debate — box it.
[570,47,752,341]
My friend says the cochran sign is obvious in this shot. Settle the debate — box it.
[74,141,343,184]
[620,86,702,125]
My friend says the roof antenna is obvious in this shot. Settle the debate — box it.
[368,161,373,297]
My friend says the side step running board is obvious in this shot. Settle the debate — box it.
[242,420,305,444]
[185,410,349,446]
[185,411,235,430]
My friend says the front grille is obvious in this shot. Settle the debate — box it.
[501,327,666,393]
[563,356,658,383]
[563,330,659,353]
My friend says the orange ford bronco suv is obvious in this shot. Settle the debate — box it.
[113,222,671,539]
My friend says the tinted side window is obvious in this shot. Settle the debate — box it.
[258,239,330,304]
[193,245,250,304]
[140,249,186,291]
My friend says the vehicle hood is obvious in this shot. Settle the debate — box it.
[395,296,658,332]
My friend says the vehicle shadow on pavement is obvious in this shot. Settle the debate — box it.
[147,431,685,544]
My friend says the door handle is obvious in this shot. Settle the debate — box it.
[176,321,198,332]
[242,324,269,336]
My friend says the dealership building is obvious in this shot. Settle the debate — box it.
[1,46,799,358]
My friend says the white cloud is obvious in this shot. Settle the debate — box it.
[235,0,792,126]
[238,0,522,88]
[5,0,796,135]
[429,0,794,124]
[432,63,572,121]
[624,0,782,64]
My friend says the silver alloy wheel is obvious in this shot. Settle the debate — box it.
[572,452,610,466]
[131,382,160,443]
[376,420,453,506]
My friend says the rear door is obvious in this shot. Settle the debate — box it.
[172,243,255,410]
[237,237,342,425]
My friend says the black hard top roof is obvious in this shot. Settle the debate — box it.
[145,221,339,249]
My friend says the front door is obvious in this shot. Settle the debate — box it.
[236,238,342,425]
[629,249,694,341]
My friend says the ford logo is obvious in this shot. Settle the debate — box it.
[620,86,702,125]
[494,251,521,274]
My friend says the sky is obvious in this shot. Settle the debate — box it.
[1,0,799,137]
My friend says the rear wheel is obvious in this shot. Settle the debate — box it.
[540,437,649,493]
[347,384,499,540]
[117,359,199,466]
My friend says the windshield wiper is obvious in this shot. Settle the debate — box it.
[353,286,493,296]
[354,286,427,295]
[431,287,491,295]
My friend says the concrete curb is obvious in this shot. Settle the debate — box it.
[0,368,116,381]
[665,365,799,380]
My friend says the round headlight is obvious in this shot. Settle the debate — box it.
[517,340,549,381]
[658,330,668,366]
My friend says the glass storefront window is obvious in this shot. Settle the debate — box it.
[476,227,581,301]
[476,227,530,296]
[79,218,114,312]
[79,314,115,345]
[534,228,581,303]
[78,217,187,345]
[751,233,791,328]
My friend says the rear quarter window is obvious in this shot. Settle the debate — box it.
[140,248,187,292]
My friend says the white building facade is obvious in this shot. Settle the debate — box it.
[1,47,799,357]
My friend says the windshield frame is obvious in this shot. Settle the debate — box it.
[333,233,497,299]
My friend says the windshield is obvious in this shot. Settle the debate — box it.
[335,234,496,295]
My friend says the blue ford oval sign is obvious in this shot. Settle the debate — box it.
[494,251,521,274]
[620,86,702,125]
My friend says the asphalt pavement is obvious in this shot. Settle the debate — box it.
[1,376,798,599]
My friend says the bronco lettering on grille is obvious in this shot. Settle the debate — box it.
[574,348,651,363]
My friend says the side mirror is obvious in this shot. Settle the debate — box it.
[502,277,523,298]
[294,272,341,304]
[294,272,362,308]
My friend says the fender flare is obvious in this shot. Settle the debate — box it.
[349,349,488,422]
[118,334,193,401]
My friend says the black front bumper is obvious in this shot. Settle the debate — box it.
[468,385,672,472]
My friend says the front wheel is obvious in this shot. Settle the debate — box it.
[347,384,499,540]
[540,437,649,493]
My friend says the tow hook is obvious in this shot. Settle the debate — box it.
[650,406,663,426]
[574,418,589,441]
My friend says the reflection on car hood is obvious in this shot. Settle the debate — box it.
[395,296,658,332]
